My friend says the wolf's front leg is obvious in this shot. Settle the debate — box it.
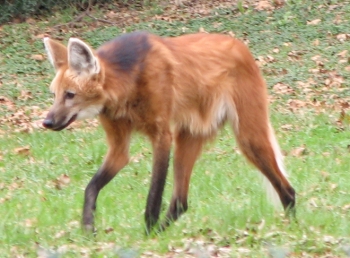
[82,117,132,232]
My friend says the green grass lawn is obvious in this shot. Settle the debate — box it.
[1,0,350,257]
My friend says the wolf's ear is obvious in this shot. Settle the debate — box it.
[68,38,100,76]
[43,38,68,72]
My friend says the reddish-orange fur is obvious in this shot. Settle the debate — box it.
[43,32,295,233]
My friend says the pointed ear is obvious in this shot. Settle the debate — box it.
[68,38,100,76]
[43,38,68,72]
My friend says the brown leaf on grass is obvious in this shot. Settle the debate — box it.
[256,55,275,67]
[342,204,350,211]
[104,227,114,234]
[336,34,350,42]
[333,15,343,25]
[340,102,350,110]
[0,197,10,203]
[281,124,293,131]
[273,83,294,95]
[324,71,344,88]
[312,39,320,46]
[288,99,307,112]
[14,146,30,156]
[272,48,280,53]
[24,218,37,227]
[273,0,285,8]
[18,90,32,101]
[2,106,48,132]
[255,0,274,11]
[287,50,304,61]
[228,31,235,38]
[297,79,316,94]
[130,153,145,163]
[0,96,15,110]
[337,50,348,58]
[54,174,71,190]
[309,197,318,208]
[290,146,306,157]
[54,230,66,239]
[8,181,23,191]
[31,54,45,61]
[310,55,327,67]
[338,109,350,126]
[25,18,36,24]
[198,27,208,33]
[321,171,330,181]
[330,183,338,191]
[307,19,321,25]
[68,220,80,228]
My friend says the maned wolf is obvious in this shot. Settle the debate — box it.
[42,31,295,233]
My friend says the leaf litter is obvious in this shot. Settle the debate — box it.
[0,0,349,134]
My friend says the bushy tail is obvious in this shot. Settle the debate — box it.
[265,123,289,208]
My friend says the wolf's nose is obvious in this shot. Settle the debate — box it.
[43,119,54,129]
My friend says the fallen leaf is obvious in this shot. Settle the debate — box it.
[312,39,320,46]
[336,34,349,42]
[14,146,30,156]
[273,83,294,95]
[54,174,71,190]
[288,99,308,112]
[309,197,318,207]
[281,124,293,131]
[18,90,32,101]
[228,31,235,38]
[321,171,330,180]
[324,235,336,244]
[342,204,350,211]
[307,19,321,25]
[273,48,280,53]
[31,54,45,61]
[333,16,342,25]
[198,27,207,33]
[25,18,36,24]
[290,146,306,157]
[130,153,145,163]
[24,218,37,227]
[104,227,114,234]
[255,0,273,11]
[337,50,348,58]
[273,0,285,8]
[54,230,66,239]
[330,183,338,191]
[0,96,15,110]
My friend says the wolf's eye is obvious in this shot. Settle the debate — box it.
[65,91,75,100]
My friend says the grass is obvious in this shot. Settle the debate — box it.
[1,0,350,257]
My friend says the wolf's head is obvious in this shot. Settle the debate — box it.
[42,38,105,131]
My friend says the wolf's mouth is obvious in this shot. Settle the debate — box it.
[52,114,78,131]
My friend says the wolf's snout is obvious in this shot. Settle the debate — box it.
[43,118,54,129]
